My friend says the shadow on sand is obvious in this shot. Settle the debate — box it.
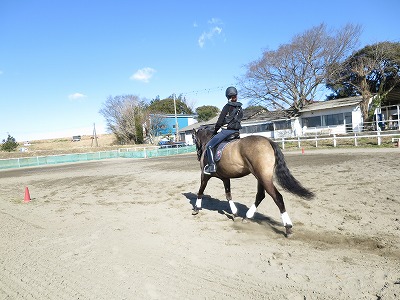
[183,192,286,236]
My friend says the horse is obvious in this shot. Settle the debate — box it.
[192,125,314,237]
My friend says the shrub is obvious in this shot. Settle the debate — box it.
[1,134,19,152]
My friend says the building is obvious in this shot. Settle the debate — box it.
[239,108,295,139]
[151,114,197,138]
[178,116,217,145]
[298,96,365,135]
[179,95,400,144]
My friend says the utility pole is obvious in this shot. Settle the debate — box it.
[173,94,179,142]
[91,123,99,147]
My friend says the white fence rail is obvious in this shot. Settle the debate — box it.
[276,131,400,149]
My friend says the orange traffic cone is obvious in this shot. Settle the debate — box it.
[301,148,305,154]
[24,187,31,203]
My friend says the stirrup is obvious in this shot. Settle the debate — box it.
[203,164,216,175]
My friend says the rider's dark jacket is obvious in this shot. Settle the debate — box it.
[213,101,243,134]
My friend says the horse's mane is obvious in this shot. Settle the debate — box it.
[193,125,214,161]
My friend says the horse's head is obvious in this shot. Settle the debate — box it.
[192,125,214,161]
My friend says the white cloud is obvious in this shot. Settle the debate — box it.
[130,67,156,83]
[208,18,222,25]
[68,93,87,100]
[198,26,222,48]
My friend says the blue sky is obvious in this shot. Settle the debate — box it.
[1,0,399,141]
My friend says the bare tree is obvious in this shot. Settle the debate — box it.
[142,112,168,144]
[327,41,400,120]
[99,95,146,144]
[238,23,361,111]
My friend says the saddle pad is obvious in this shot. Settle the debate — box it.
[215,140,238,162]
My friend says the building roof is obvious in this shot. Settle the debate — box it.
[243,109,292,122]
[299,96,363,112]
[384,86,400,105]
[242,106,267,119]
[179,115,219,132]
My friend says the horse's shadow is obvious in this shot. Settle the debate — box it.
[183,192,285,236]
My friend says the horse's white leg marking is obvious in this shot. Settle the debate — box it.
[246,204,257,219]
[196,198,202,208]
[229,200,238,215]
[281,212,293,227]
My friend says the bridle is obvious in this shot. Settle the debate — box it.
[192,129,203,161]
[192,126,213,161]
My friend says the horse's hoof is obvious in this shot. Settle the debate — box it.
[192,207,200,215]
[285,226,293,238]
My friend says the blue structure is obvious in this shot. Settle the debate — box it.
[153,114,197,137]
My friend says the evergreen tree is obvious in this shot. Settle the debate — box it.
[1,134,19,152]
[196,105,220,122]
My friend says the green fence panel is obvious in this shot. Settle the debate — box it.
[37,156,47,166]
[19,157,41,167]
[119,151,146,158]
[0,158,21,169]
[0,146,196,170]
[146,149,160,158]
[99,151,119,159]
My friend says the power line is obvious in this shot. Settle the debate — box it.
[180,86,228,97]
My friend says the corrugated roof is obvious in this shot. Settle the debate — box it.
[243,109,292,122]
[299,96,363,112]
[179,115,219,132]
[242,106,267,119]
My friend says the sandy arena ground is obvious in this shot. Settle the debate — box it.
[0,148,399,299]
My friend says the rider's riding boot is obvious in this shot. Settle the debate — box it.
[204,146,217,174]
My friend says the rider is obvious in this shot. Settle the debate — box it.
[204,86,243,174]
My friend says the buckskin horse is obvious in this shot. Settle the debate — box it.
[192,125,314,237]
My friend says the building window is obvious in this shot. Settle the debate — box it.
[323,113,344,126]
[274,120,291,130]
[302,116,321,127]
[344,112,352,125]
[241,123,273,134]
[303,112,352,128]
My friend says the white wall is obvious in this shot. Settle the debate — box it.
[292,118,302,137]
[351,107,363,132]
[183,132,194,145]
[300,105,363,134]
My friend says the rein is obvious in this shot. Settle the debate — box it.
[193,126,213,161]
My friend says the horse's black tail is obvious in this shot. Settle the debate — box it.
[269,140,315,199]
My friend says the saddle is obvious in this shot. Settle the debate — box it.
[214,132,240,162]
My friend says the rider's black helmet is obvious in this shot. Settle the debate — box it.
[225,86,238,99]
